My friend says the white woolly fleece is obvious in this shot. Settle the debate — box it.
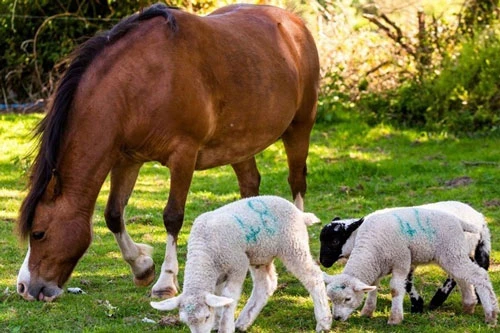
[325,206,498,326]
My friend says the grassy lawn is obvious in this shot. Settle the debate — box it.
[0,112,499,332]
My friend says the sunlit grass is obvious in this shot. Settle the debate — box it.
[1,112,499,332]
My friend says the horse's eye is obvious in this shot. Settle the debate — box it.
[32,231,45,240]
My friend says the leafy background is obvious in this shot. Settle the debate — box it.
[1,0,499,332]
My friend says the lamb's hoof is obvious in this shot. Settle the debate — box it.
[387,314,403,325]
[235,325,248,332]
[463,303,476,315]
[133,264,156,287]
[151,286,178,299]
[235,320,250,331]
[485,311,498,327]
[361,309,374,317]
[315,317,332,332]
[410,298,424,313]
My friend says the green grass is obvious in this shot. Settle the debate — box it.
[0,112,499,332]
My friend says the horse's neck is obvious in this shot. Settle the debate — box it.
[56,123,118,213]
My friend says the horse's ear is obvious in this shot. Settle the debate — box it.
[44,170,62,201]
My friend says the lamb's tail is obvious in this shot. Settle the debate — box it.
[303,212,321,226]
[474,223,491,270]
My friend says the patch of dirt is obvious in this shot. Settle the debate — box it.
[444,176,473,188]
[276,282,288,291]
[338,183,364,194]
[159,315,181,327]
[484,199,500,208]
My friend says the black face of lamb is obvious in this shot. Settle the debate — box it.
[474,240,490,270]
[319,217,364,268]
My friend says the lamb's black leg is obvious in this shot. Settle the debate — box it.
[405,269,424,313]
[429,278,456,310]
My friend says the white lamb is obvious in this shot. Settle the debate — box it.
[150,195,332,332]
[323,206,498,326]
[319,201,491,312]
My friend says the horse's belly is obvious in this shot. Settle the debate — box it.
[195,131,283,170]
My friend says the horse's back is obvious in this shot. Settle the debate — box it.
[72,5,319,168]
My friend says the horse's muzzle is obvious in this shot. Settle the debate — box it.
[17,281,63,302]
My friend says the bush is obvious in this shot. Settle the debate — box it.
[0,0,210,106]
[358,24,500,135]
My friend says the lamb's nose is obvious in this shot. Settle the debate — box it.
[334,316,342,321]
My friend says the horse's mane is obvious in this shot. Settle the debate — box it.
[18,3,178,239]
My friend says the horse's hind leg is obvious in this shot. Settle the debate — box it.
[231,157,261,198]
[105,161,155,286]
[281,119,314,211]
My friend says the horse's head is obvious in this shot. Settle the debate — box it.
[17,199,92,301]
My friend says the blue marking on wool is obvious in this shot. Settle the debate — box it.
[394,214,417,237]
[393,210,436,240]
[185,303,196,314]
[247,199,277,235]
[233,214,261,243]
[232,199,278,243]
[413,209,436,240]
[332,284,346,291]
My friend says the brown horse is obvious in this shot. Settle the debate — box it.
[16,3,319,302]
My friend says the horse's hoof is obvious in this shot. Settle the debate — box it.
[133,264,155,287]
[151,286,177,299]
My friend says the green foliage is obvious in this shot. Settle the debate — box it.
[356,24,500,134]
[317,70,354,124]
[458,0,500,35]
[0,0,212,104]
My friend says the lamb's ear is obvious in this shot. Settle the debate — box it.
[323,272,335,284]
[150,296,181,311]
[345,217,364,235]
[353,280,377,293]
[205,293,234,308]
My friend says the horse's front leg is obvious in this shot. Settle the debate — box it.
[152,144,198,299]
[105,161,155,286]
